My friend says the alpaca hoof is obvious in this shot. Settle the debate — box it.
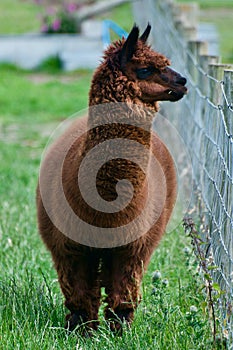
[65,312,83,332]
[109,320,124,336]
[106,308,134,335]
[65,312,99,336]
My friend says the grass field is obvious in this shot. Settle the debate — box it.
[178,0,233,62]
[0,0,39,34]
[0,1,229,349]
[0,1,134,35]
[0,71,214,347]
[0,67,221,350]
[199,8,233,63]
[178,0,233,9]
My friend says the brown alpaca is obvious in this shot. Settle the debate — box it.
[36,24,187,334]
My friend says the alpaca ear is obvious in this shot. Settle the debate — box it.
[139,23,151,43]
[120,24,139,68]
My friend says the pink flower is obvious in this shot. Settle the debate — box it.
[41,24,49,32]
[52,18,61,31]
[66,3,77,13]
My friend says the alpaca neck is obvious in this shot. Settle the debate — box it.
[85,101,154,200]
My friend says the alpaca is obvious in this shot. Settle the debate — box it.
[36,24,187,334]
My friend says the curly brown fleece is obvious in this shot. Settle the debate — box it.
[36,24,187,335]
[89,38,169,109]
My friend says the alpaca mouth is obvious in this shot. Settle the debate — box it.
[166,85,187,101]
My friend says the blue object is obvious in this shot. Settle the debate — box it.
[102,20,128,49]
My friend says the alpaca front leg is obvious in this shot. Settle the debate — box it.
[104,284,140,333]
[52,248,101,334]
[103,251,143,333]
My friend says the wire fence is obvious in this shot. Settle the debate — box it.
[133,0,233,346]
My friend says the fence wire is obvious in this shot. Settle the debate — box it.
[133,0,233,345]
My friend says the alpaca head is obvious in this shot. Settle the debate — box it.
[92,24,187,108]
[120,24,187,102]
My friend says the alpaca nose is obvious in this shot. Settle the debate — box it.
[176,76,187,86]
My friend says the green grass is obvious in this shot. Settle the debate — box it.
[0,62,222,349]
[97,2,134,35]
[0,0,39,34]
[0,1,226,349]
[0,0,134,35]
[177,0,233,62]
[0,64,92,125]
[178,0,233,9]
[199,10,233,63]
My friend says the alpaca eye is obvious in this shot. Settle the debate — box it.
[136,67,156,79]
